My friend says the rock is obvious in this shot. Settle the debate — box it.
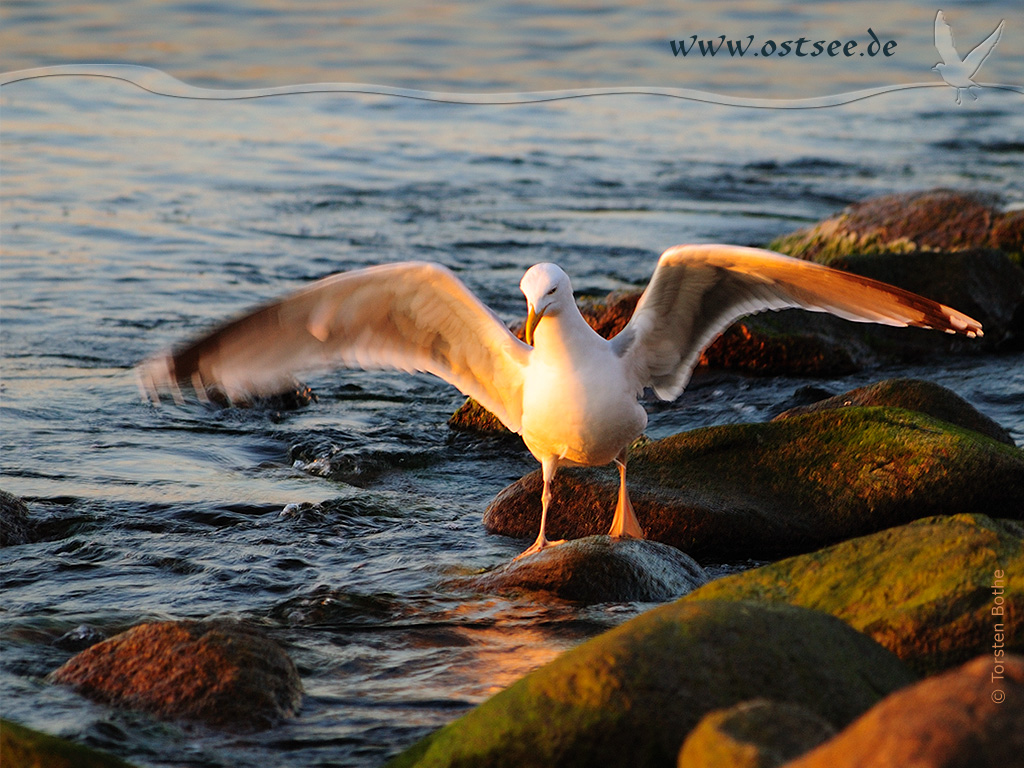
[689,514,1023,674]
[825,248,1024,351]
[463,536,708,603]
[1,489,32,546]
[774,378,1015,445]
[49,620,302,731]
[768,189,1024,265]
[0,719,137,768]
[782,655,1024,768]
[386,600,914,768]
[485,408,1024,561]
[678,700,835,768]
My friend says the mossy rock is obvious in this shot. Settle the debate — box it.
[0,719,137,768]
[485,407,1024,561]
[49,619,302,732]
[678,700,835,768]
[768,189,1023,265]
[688,514,1023,674]
[783,655,1024,768]
[463,535,708,603]
[387,600,913,768]
[775,378,1014,445]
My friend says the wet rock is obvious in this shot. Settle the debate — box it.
[386,600,914,768]
[53,624,108,653]
[49,619,302,731]
[0,719,137,768]
[463,536,708,603]
[678,699,835,768]
[782,655,1024,768]
[768,189,1024,264]
[826,248,1024,351]
[774,377,1015,445]
[485,408,1024,561]
[1,489,32,546]
[689,514,1023,674]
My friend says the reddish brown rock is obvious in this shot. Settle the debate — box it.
[769,189,1024,264]
[49,620,302,731]
[782,655,1024,768]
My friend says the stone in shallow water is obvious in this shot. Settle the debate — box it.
[386,600,914,768]
[465,535,708,603]
[0,719,137,768]
[782,655,1024,768]
[773,377,1015,445]
[485,408,1024,561]
[49,619,302,732]
[1,489,32,546]
[688,513,1024,675]
[678,699,835,768]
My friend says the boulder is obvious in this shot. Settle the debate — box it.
[386,600,914,768]
[1,489,32,546]
[0,719,137,768]
[678,699,835,768]
[774,378,1014,445]
[768,189,1024,265]
[463,536,708,603]
[484,408,1024,561]
[689,514,1023,674]
[782,655,1024,768]
[49,620,302,731]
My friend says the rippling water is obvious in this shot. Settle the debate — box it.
[2,3,1023,766]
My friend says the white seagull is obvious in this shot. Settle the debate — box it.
[933,10,1005,105]
[137,245,983,559]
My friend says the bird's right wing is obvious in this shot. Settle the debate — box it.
[963,19,1004,78]
[934,11,959,65]
[136,262,532,433]
[611,244,982,402]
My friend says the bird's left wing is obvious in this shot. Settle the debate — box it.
[136,261,532,433]
[962,19,1004,78]
[934,10,959,65]
[611,244,982,402]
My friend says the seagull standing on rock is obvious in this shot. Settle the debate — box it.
[138,245,982,560]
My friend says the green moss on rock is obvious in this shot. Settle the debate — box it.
[0,719,137,768]
[387,600,913,768]
[688,514,1023,674]
[485,407,1024,560]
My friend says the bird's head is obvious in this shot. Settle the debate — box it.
[520,263,572,346]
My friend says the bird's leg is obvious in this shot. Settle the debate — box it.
[608,448,644,539]
[514,456,565,560]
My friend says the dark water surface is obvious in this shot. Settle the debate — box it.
[2,3,1023,766]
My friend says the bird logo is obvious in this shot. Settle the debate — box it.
[932,10,1005,105]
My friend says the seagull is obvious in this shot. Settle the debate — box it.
[933,10,1004,105]
[137,245,983,559]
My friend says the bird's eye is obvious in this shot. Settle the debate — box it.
[547,286,557,295]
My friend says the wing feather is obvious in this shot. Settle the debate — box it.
[136,262,532,432]
[962,20,1004,77]
[934,11,959,64]
[611,244,982,401]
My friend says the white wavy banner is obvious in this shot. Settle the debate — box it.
[1,64,1022,108]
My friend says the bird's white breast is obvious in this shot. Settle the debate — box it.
[520,317,647,467]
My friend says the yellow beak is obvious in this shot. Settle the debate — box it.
[525,306,543,346]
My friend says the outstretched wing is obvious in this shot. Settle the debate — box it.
[611,244,982,401]
[136,261,532,432]
[962,19,1004,78]
[934,10,960,65]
